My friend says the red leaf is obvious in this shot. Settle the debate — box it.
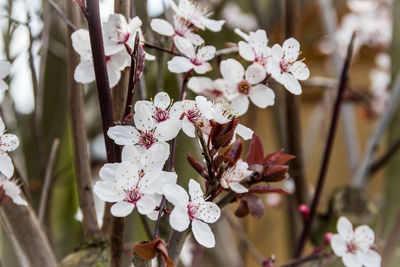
[263,150,295,166]
[245,194,265,219]
[187,153,208,179]
[211,118,239,149]
[263,165,289,182]
[134,238,174,267]
[245,133,264,165]
[224,139,243,166]
[234,198,249,218]
[248,185,290,195]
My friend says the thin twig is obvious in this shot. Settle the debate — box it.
[369,136,400,174]
[38,139,60,224]
[66,0,100,237]
[47,0,78,31]
[295,33,355,257]
[352,73,400,187]
[280,250,332,267]
[143,41,181,56]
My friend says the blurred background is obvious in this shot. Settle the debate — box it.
[0,0,398,266]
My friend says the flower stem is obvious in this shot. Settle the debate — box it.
[294,33,355,257]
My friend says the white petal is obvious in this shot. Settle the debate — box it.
[185,32,204,46]
[270,44,283,60]
[245,63,266,84]
[71,29,92,56]
[238,41,255,62]
[283,38,300,62]
[163,183,189,206]
[192,220,215,248]
[342,253,362,267]
[168,57,194,73]
[155,118,182,141]
[195,96,213,120]
[196,46,216,62]
[282,72,302,95]
[74,58,95,84]
[0,134,19,151]
[134,102,155,131]
[150,19,174,36]
[249,84,275,108]
[154,92,171,110]
[121,145,141,164]
[107,68,121,88]
[188,77,214,94]
[188,179,204,203]
[107,125,139,145]
[1,178,27,206]
[174,35,195,58]
[182,117,196,138]
[290,61,310,81]
[234,28,250,41]
[136,195,157,215]
[0,117,4,133]
[354,225,375,248]
[235,124,253,140]
[357,249,381,267]
[141,143,170,172]
[229,182,249,193]
[0,153,13,178]
[99,163,119,182]
[94,181,124,202]
[230,95,249,116]
[196,202,221,223]
[194,62,212,74]
[201,17,225,32]
[337,216,354,242]
[0,61,10,78]
[111,201,135,217]
[249,29,268,48]
[169,205,190,231]
[115,162,139,190]
[220,59,244,84]
[331,234,347,257]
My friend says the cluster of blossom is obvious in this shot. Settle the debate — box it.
[91,0,310,249]
[334,0,392,56]
[331,216,381,267]
[0,115,27,206]
[72,13,152,88]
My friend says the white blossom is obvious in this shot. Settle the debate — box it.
[235,29,271,70]
[222,3,258,32]
[168,36,215,74]
[331,216,381,267]
[94,144,175,218]
[0,175,27,206]
[220,58,275,115]
[187,77,227,99]
[0,117,19,178]
[220,159,251,193]
[71,29,129,88]
[268,38,310,95]
[0,61,11,103]
[163,179,221,248]
[168,0,225,32]
[107,94,181,150]
[151,16,204,46]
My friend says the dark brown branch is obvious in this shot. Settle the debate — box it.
[66,0,101,238]
[295,33,355,257]
[143,41,181,56]
[369,136,400,174]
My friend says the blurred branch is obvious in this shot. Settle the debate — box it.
[66,0,101,238]
[295,33,355,257]
[279,250,332,267]
[47,0,78,31]
[1,195,57,266]
[38,139,59,224]
[352,73,400,187]
[369,136,400,174]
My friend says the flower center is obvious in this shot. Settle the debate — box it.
[237,80,251,95]
[190,57,202,66]
[139,131,157,149]
[280,59,290,73]
[346,241,358,254]
[154,107,170,123]
[186,108,202,123]
[205,88,224,98]
[124,188,142,204]
[187,202,198,220]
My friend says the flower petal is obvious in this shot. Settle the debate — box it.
[331,234,347,257]
[136,195,157,215]
[189,179,204,203]
[194,62,212,74]
[238,41,255,62]
[282,72,302,95]
[163,183,189,206]
[220,59,244,84]
[121,145,141,163]
[337,216,354,242]
[230,95,250,116]
[182,117,196,138]
[99,163,119,182]
[342,253,362,267]
[74,58,95,84]
[196,46,216,62]
[245,63,266,84]
[168,56,194,73]
[229,182,249,193]
[354,225,375,248]
[111,201,135,217]
[155,118,182,142]
[192,220,215,248]
[71,29,92,56]
[196,202,221,223]
[94,181,125,202]
[115,162,139,190]
[283,38,300,62]
[235,124,253,140]
[107,125,139,145]
[174,35,195,58]
[169,204,190,231]
[0,153,13,178]
[290,61,310,81]
[150,19,174,36]
[188,77,214,94]
[357,249,381,267]
[201,17,225,32]
[185,32,204,46]
[134,102,155,131]
[154,92,171,110]
[141,143,170,172]
[0,134,19,152]
[249,84,275,108]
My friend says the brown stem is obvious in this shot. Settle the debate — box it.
[280,250,332,267]
[295,33,355,257]
[66,0,101,238]
[1,199,57,266]
[143,41,181,56]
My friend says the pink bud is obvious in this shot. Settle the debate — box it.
[262,259,275,267]
[324,232,334,245]
[299,204,310,221]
